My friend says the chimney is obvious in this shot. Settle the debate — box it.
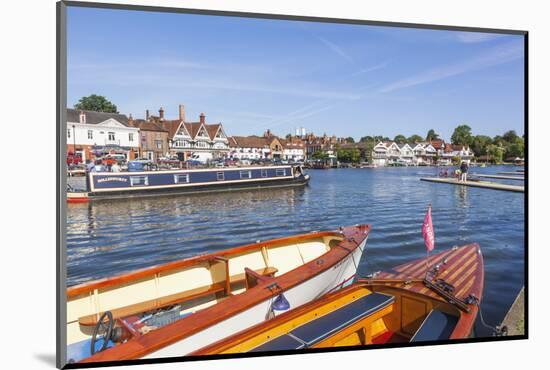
[199,113,205,124]
[159,107,165,121]
[179,104,185,121]
[146,109,150,120]
[79,111,86,124]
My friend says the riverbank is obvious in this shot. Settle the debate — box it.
[501,287,525,336]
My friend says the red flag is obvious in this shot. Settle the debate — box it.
[422,205,435,252]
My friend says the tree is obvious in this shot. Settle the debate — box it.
[360,136,374,143]
[345,137,355,143]
[451,124,473,146]
[487,144,505,164]
[74,94,118,113]
[505,137,524,159]
[426,129,439,141]
[502,130,519,144]
[312,150,329,160]
[285,133,292,140]
[470,135,492,157]
[408,134,423,145]
[393,134,407,144]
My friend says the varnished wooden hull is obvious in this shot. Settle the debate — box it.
[69,225,370,363]
[192,244,484,355]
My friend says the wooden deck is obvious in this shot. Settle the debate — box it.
[420,177,524,193]
[497,171,525,175]
[474,174,524,181]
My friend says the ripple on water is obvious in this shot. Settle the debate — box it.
[67,166,524,337]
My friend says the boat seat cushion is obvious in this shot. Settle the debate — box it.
[250,334,305,352]
[252,292,394,351]
[410,310,458,342]
[289,292,394,347]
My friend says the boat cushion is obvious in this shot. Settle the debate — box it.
[250,334,305,352]
[289,292,394,347]
[410,310,458,342]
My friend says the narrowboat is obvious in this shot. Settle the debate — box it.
[192,243,483,355]
[67,225,370,363]
[67,165,309,202]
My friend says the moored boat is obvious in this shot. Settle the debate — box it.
[67,164,309,203]
[192,243,483,354]
[67,224,370,363]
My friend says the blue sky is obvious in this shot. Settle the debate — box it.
[67,7,525,141]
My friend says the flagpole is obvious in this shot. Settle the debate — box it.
[425,204,432,276]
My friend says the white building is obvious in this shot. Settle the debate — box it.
[66,109,140,162]
[153,107,230,160]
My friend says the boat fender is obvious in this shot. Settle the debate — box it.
[271,293,290,312]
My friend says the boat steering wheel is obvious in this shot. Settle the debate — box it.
[90,311,114,355]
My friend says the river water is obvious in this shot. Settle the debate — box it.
[67,165,525,338]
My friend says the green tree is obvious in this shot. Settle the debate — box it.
[360,136,374,143]
[505,137,524,159]
[285,133,292,140]
[451,124,473,146]
[426,129,439,141]
[74,94,118,113]
[502,130,519,143]
[408,134,423,145]
[470,135,492,157]
[487,144,505,164]
[345,137,355,143]
[312,150,329,160]
[394,134,407,144]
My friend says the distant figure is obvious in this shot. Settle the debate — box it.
[111,162,121,173]
[85,160,94,173]
[460,161,469,182]
[92,160,104,172]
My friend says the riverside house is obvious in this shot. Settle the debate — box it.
[148,105,230,161]
[128,116,170,161]
[372,140,471,166]
[228,130,287,160]
[66,108,140,162]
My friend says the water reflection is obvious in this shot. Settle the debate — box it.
[67,166,524,337]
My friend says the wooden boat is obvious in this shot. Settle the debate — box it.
[67,225,370,363]
[67,165,309,203]
[192,243,483,355]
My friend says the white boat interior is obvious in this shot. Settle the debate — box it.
[67,232,345,359]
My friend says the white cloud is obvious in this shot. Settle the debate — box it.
[379,40,523,93]
[455,32,503,44]
[317,36,355,63]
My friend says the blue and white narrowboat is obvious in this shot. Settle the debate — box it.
[67,165,309,202]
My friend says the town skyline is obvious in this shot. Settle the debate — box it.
[68,7,525,142]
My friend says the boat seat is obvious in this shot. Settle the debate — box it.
[410,310,458,342]
[78,267,278,326]
[229,267,278,285]
[251,292,395,352]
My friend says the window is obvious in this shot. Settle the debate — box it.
[129,133,134,142]
[108,132,115,141]
[276,169,286,176]
[217,172,225,181]
[155,140,163,149]
[130,176,148,186]
[67,129,71,138]
[174,174,190,184]
[87,130,93,139]
[261,169,268,178]
[240,170,252,179]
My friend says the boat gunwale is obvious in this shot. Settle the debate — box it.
[191,244,484,355]
[67,229,342,298]
[78,224,371,362]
